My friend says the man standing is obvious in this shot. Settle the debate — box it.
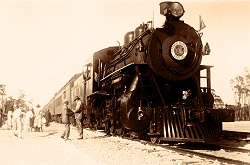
[34,104,42,132]
[5,97,14,130]
[13,104,24,138]
[73,96,84,139]
[61,99,73,141]
[0,103,3,129]
[102,112,112,136]
[45,109,51,127]
[24,107,34,132]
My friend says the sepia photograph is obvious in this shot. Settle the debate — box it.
[0,0,249,164]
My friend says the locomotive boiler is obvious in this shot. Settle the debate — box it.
[87,1,227,143]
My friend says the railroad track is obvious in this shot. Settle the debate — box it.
[223,130,250,141]
[124,132,250,165]
[136,141,250,165]
[220,145,250,153]
[165,143,250,165]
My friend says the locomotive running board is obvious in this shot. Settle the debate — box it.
[87,91,109,97]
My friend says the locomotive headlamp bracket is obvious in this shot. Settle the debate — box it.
[160,2,185,20]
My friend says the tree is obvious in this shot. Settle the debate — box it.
[230,67,250,120]
[230,79,238,105]
[0,84,6,110]
[244,68,250,105]
[230,67,250,107]
[15,90,30,112]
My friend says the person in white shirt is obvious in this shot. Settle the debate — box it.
[24,108,34,132]
[12,104,24,138]
[34,104,43,132]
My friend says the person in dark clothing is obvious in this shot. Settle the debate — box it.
[45,109,51,127]
[0,106,3,129]
[70,115,76,127]
[89,113,97,130]
[30,108,35,132]
[61,99,74,141]
[102,112,112,136]
[5,98,14,129]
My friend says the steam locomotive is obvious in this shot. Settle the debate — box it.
[43,1,234,143]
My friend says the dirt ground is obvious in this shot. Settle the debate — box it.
[0,123,99,165]
[1,121,249,165]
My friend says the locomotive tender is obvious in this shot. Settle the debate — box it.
[43,1,234,143]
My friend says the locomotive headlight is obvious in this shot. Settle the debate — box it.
[171,41,188,60]
[169,2,184,18]
[160,2,185,20]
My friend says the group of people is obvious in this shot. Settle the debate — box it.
[60,95,114,140]
[61,95,85,141]
[0,97,51,138]
[1,95,106,140]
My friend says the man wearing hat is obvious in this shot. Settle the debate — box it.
[34,104,43,132]
[61,99,73,140]
[73,96,84,139]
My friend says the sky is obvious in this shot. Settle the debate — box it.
[0,0,249,106]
